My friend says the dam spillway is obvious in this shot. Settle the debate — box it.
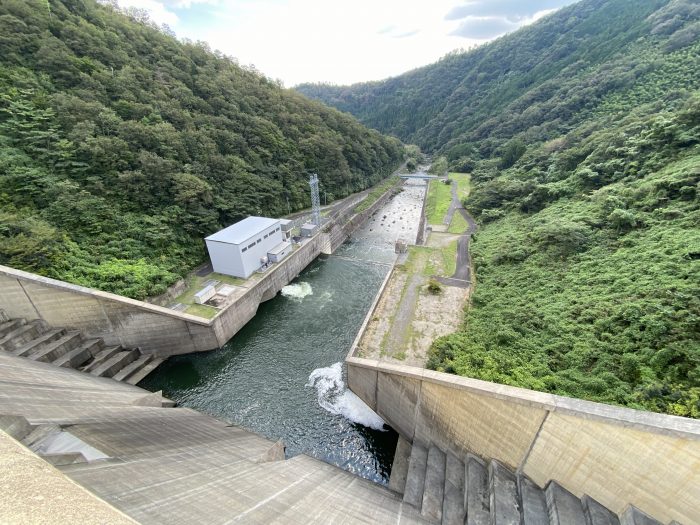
[141,180,427,483]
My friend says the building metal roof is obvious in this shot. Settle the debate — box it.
[205,216,280,245]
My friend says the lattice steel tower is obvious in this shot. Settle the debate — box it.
[309,173,321,226]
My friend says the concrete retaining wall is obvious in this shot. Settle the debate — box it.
[0,234,325,357]
[345,357,700,524]
[0,267,218,356]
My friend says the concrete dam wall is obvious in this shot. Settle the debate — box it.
[345,356,700,524]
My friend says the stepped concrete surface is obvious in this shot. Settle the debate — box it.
[404,442,428,508]
[422,446,446,521]
[113,354,153,382]
[546,481,586,525]
[13,328,65,357]
[0,311,163,385]
[90,349,139,377]
[125,357,166,385]
[389,435,412,493]
[582,495,620,525]
[441,452,465,525]
[396,441,671,525]
[621,506,663,525]
[29,331,82,362]
[519,475,549,525]
[465,453,490,525]
[0,352,429,524]
[490,460,520,525]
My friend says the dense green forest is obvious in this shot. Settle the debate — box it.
[303,0,700,416]
[0,0,403,298]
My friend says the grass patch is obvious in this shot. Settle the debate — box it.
[448,212,469,234]
[399,245,428,274]
[402,243,457,278]
[440,240,458,276]
[449,172,470,200]
[184,304,218,319]
[173,272,245,306]
[354,176,400,213]
[426,179,453,225]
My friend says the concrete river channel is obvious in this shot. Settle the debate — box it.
[142,179,427,484]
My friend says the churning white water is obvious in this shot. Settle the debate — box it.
[280,281,313,300]
[306,362,386,431]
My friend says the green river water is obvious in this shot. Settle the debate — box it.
[141,181,426,484]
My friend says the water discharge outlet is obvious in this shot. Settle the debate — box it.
[306,362,386,431]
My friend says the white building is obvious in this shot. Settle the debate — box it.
[205,217,287,278]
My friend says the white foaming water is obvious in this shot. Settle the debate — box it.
[281,282,313,301]
[306,362,386,431]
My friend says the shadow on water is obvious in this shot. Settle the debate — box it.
[141,184,426,484]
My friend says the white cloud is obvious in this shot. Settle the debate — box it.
[116,0,179,26]
[115,0,569,85]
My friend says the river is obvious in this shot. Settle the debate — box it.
[140,179,427,484]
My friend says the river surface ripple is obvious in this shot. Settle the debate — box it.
[141,179,427,483]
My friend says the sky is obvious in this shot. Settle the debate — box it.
[115,0,578,87]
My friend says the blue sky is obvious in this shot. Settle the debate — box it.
[116,0,578,86]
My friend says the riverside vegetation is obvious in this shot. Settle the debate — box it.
[300,0,700,417]
[0,0,403,299]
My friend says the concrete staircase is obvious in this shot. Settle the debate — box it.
[0,312,164,385]
[391,438,670,525]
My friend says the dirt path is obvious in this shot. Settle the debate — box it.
[385,272,426,356]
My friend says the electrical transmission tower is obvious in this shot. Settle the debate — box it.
[309,173,321,226]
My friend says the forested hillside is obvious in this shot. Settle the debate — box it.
[0,0,403,298]
[297,0,697,155]
[304,0,700,417]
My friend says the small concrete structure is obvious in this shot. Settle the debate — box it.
[301,222,319,237]
[395,239,409,254]
[279,219,293,239]
[217,285,237,297]
[267,241,292,263]
[193,284,216,305]
[205,217,284,278]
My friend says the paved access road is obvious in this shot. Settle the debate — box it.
[436,182,477,288]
